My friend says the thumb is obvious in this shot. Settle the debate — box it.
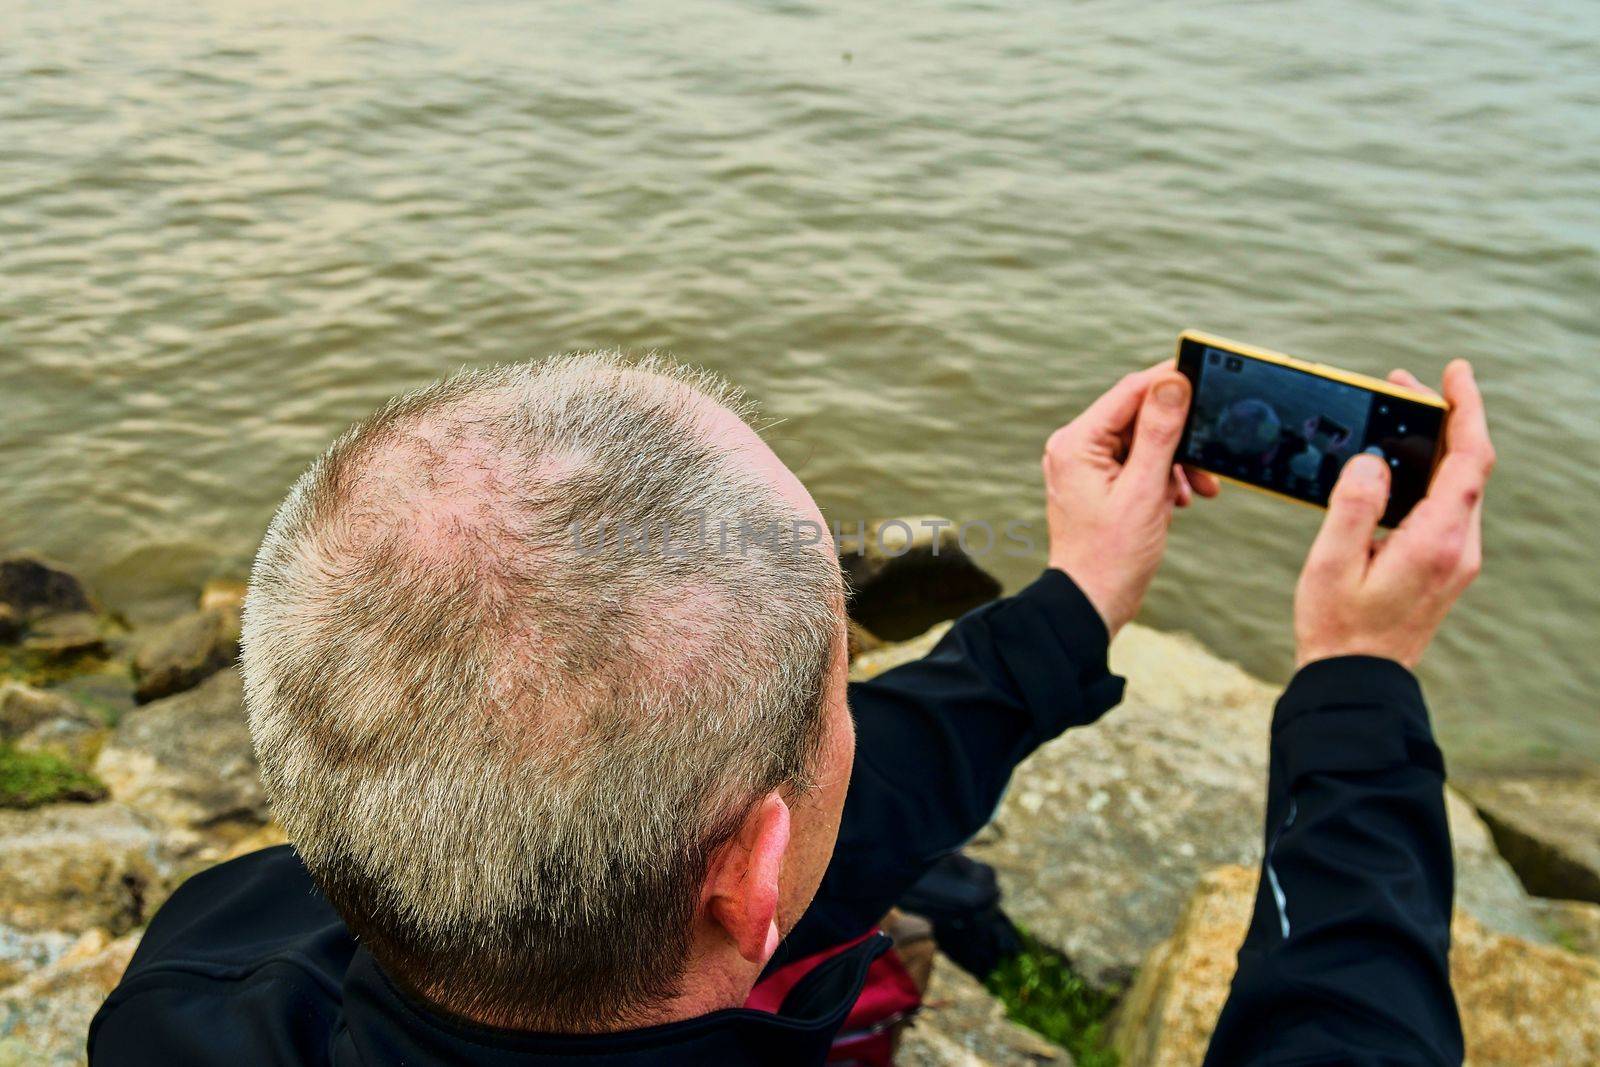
[1122,373,1192,491]
[1305,453,1391,581]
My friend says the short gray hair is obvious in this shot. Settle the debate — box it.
[240,354,843,1030]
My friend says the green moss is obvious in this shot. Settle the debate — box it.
[0,744,107,809]
[986,933,1121,1067]
[0,643,105,687]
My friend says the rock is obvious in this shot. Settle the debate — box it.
[1113,864,1600,1067]
[0,928,139,1066]
[0,606,19,645]
[901,955,1069,1067]
[0,745,107,809]
[1530,897,1600,960]
[0,924,76,989]
[839,517,1002,640]
[15,718,108,770]
[849,623,951,683]
[1452,909,1600,1066]
[221,820,289,861]
[847,619,885,661]
[0,684,93,742]
[1460,773,1600,904]
[20,613,105,659]
[0,558,94,621]
[0,804,175,933]
[198,577,247,615]
[131,607,240,703]
[964,623,1548,992]
[93,668,265,831]
[1109,866,1254,1067]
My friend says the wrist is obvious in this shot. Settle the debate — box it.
[1295,638,1424,671]
[1047,561,1125,637]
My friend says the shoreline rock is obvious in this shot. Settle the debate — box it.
[0,804,175,935]
[1113,864,1600,1067]
[963,623,1548,995]
[1459,773,1600,905]
[93,669,265,833]
[839,516,1001,641]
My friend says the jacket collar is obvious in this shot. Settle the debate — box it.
[336,933,892,1066]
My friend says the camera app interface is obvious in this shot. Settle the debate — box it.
[1182,346,1376,507]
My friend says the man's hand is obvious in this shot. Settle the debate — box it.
[1045,366,1219,636]
[1295,360,1494,668]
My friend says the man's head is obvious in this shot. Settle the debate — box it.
[240,354,852,1031]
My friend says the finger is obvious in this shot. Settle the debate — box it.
[1070,366,1165,443]
[1183,465,1222,498]
[1386,360,1492,577]
[1122,372,1192,491]
[1387,369,1441,399]
[1304,453,1391,584]
[1396,360,1494,536]
[1174,465,1193,508]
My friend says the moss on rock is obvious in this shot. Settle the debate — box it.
[987,932,1120,1067]
[0,746,107,809]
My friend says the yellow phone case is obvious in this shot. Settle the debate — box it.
[1174,330,1449,514]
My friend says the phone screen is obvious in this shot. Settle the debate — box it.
[1174,337,1445,527]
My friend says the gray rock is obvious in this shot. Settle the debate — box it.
[0,924,76,989]
[0,804,175,934]
[964,623,1548,992]
[1460,773,1600,904]
[93,668,265,830]
[0,558,94,621]
[20,613,105,659]
[132,607,240,703]
[900,956,1069,1067]
[0,929,139,1067]
[15,718,108,770]
[0,684,93,742]
[840,516,1002,641]
[1531,897,1600,960]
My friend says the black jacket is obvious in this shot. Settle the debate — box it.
[90,570,1463,1065]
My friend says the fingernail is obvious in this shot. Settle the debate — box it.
[1345,453,1387,483]
[1154,379,1188,408]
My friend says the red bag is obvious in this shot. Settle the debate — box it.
[745,930,923,1066]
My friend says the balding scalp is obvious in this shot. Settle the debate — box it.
[240,354,842,1030]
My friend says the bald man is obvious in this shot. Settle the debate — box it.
[91,354,1492,1066]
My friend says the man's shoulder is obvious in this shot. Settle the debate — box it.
[90,845,356,1066]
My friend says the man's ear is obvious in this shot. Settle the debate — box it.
[705,791,791,966]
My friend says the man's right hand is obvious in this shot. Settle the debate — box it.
[1294,360,1494,668]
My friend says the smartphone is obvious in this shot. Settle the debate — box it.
[1173,330,1448,527]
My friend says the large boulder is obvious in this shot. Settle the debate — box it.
[963,623,1547,992]
[901,956,1070,1067]
[93,669,265,831]
[131,607,241,703]
[1111,864,1600,1067]
[1459,773,1600,904]
[840,517,1002,641]
[0,559,94,621]
[0,929,139,1067]
[0,804,175,933]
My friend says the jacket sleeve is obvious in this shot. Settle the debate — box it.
[1203,656,1465,1067]
[774,568,1126,966]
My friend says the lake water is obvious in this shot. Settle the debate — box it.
[3,0,1597,771]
